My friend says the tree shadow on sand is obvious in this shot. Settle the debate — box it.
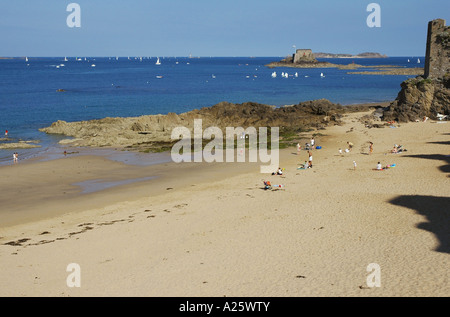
[403,154,450,175]
[389,195,450,254]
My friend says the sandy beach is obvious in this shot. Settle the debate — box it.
[0,110,448,297]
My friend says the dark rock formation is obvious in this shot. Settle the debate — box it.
[40,99,372,150]
[383,76,450,122]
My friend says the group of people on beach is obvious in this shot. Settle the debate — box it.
[297,137,316,155]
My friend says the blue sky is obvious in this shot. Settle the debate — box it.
[0,0,448,57]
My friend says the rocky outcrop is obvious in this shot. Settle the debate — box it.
[382,19,449,122]
[40,99,368,150]
[0,141,41,149]
[382,76,450,122]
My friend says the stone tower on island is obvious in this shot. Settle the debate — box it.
[293,49,317,63]
[424,19,450,79]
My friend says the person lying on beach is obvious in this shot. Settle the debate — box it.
[298,161,309,170]
[272,168,283,175]
[391,144,407,154]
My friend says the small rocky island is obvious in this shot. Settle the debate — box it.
[266,49,423,76]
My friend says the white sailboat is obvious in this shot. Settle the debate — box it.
[295,72,299,78]
[25,57,28,62]
[271,71,277,78]
[407,59,410,63]
[64,57,68,62]
[320,72,325,78]
[417,58,420,63]
[155,57,161,65]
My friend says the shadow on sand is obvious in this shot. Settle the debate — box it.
[403,154,450,175]
[427,141,450,146]
[389,195,450,254]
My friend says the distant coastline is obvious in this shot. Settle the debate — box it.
[313,52,388,58]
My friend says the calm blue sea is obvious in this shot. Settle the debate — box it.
[0,56,423,163]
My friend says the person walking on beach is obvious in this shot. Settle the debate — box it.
[347,141,354,151]
[297,143,301,155]
[369,142,373,155]
[308,151,313,166]
[311,137,315,148]
[353,161,357,170]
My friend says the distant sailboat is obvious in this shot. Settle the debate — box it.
[295,72,298,78]
[407,59,410,63]
[64,57,68,62]
[271,71,277,78]
[320,72,325,78]
[417,58,420,63]
[25,57,28,62]
[155,57,161,65]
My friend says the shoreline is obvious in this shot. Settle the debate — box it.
[0,109,448,296]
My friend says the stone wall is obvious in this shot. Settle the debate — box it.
[424,19,450,79]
